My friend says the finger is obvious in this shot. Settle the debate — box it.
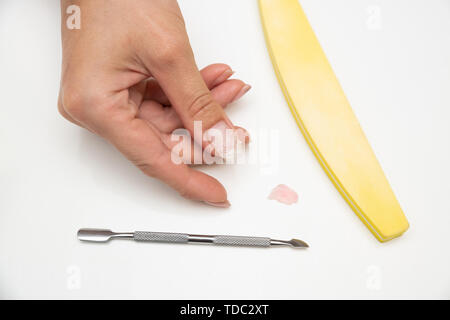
[138,79,250,133]
[144,63,234,105]
[161,125,250,165]
[62,86,230,206]
[104,116,230,206]
[211,80,251,107]
[199,63,235,88]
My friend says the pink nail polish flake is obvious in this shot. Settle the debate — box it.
[268,184,298,205]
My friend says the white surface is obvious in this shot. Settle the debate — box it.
[1,0,450,299]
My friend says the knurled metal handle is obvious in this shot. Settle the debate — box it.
[213,235,271,247]
[134,231,189,243]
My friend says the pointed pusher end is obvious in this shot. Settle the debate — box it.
[289,239,309,248]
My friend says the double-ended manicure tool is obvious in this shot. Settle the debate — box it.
[78,228,309,249]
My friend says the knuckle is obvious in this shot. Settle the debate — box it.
[135,161,155,177]
[134,151,166,178]
[177,173,193,199]
[57,96,68,120]
[61,86,112,123]
[61,88,85,120]
[177,182,191,199]
[178,187,189,199]
[187,91,217,119]
[153,38,190,66]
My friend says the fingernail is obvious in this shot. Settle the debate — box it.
[232,84,251,102]
[235,127,251,143]
[204,200,231,208]
[204,121,247,159]
[212,69,234,87]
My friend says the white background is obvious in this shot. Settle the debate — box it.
[1,0,449,299]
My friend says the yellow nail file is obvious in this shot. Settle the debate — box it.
[258,0,409,242]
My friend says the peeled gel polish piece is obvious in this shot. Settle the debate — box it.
[204,121,245,159]
[268,184,299,205]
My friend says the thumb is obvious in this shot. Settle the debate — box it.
[142,42,246,156]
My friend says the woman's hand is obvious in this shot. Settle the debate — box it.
[58,0,250,207]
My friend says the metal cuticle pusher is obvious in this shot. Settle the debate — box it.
[77,228,309,249]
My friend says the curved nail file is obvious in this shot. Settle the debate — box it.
[259,0,409,242]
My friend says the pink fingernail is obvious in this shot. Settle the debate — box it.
[204,200,231,208]
[232,84,251,102]
[204,121,247,159]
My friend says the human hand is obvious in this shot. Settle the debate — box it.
[58,0,250,207]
